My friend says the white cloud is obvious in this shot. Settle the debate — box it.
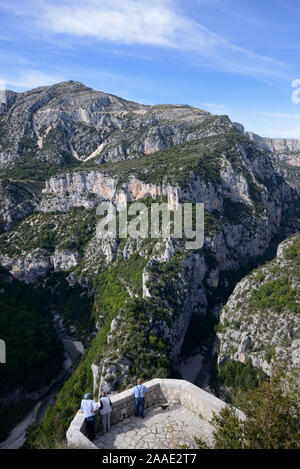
[0,0,290,80]
[38,0,222,53]
[42,0,177,47]
[30,0,288,78]
[3,69,64,91]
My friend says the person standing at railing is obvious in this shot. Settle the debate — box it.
[78,392,101,441]
[100,392,112,433]
[132,377,148,419]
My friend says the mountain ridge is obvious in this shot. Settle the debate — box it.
[0,80,299,447]
[1,81,299,193]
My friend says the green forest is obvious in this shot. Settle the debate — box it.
[0,267,64,441]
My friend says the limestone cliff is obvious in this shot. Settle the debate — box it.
[0,180,38,232]
[245,132,300,166]
[0,81,299,403]
[217,233,300,375]
[0,80,222,171]
[233,124,300,192]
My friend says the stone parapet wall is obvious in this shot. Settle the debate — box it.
[109,379,161,425]
[66,378,242,448]
[159,379,233,420]
[66,413,98,449]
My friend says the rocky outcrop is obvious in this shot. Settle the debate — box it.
[233,125,300,192]
[245,131,300,166]
[40,172,180,212]
[233,123,300,163]
[0,80,300,405]
[0,81,224,170]
[0,181,37,232]
[217,233,300,375]
[0,249,79,283]
[66,378,240,449]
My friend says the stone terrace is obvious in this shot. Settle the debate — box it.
[94,403,214,449]
[66,378,243,449]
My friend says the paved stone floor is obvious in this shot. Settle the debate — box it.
[94,404,214,449]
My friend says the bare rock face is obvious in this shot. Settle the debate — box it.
[39,172,179,212]
[245,131,300,163]
[217,233,300,375]
[0,249,52,282]
[0,80,300,397]
[51,250,80,271]
[242,131,300,192]
[0,180,37,232]
[0,80,219,171]
[291,339,300,367]
[0,248,79,283]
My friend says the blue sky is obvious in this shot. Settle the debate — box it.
[0,0,300,138]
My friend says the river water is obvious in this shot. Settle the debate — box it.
[35,338,84,425]
[179,345,215,390]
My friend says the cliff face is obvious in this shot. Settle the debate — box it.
[1,128,298,285]
[40,172,178,212]
[0,81,299,401]
[245,132,300,162]
[0,80,228,170]
[217,233,300,375]
[0,180,38,232]
[235,127,300,192]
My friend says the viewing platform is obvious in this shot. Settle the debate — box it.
[66,378,242,449]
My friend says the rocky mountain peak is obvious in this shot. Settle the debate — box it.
[0,81,221,171]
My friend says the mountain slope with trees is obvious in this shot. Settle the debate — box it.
[0,81,299,447]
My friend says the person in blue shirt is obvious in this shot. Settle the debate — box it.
[78,392,101,440]
[132,377,148,419]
